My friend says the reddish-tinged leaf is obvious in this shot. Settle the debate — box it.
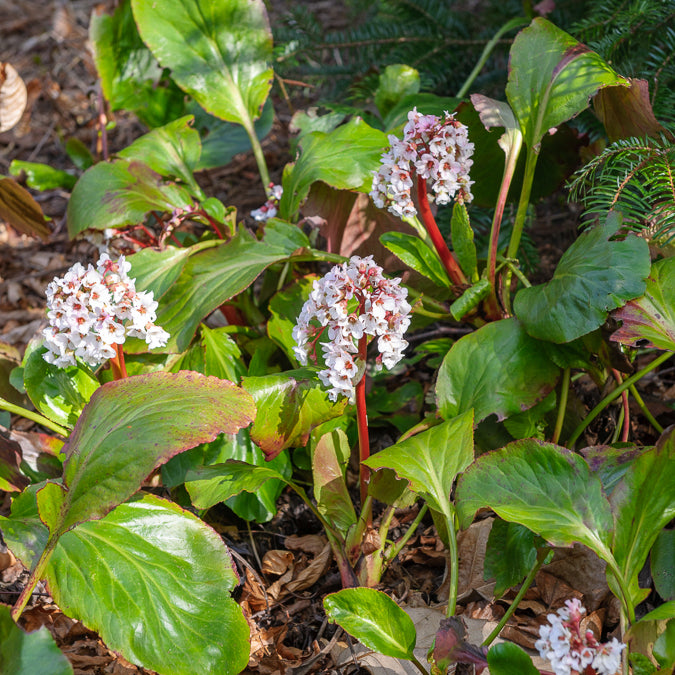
[0,433,29,491]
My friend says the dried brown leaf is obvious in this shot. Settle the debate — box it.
[0,63,27,133]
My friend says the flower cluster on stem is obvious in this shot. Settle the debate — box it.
[43,254,169,369]
[370,107,474,219]
[293,255,411,402]
[535,599,625,675]
[251,183,283,222]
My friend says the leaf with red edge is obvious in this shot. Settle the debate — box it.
[611,257,675,352]
[0,433,29,492]
[36,371,255,535]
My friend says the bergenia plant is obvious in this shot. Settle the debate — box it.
[294,254,411,508]
[42,254,169,379]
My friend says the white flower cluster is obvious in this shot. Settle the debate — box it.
[535,599,625,675]
[43,254,169,368]
[370,107,474,219]
[293,255,411,402]
[251,183,283,222]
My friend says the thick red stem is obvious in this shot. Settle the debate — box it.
[613,369,630,443]
[111,343,128,380]
[416,176,467,286]
[356,336,370,514]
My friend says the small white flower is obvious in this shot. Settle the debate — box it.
[43,254,170,369]
[294,255,410,401]
[251,184,283,222]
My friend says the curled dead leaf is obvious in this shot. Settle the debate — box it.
[0,63,27,133]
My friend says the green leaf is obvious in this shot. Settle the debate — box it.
[89,0,186,127]
[23,347,100,428]
[201,326,247,383]
[131,0,273,127]
[279,117,388,219]
[242,369,348,460]
[141,229,291,353]
[374,65,420,119]
[0,485,49,569]
[39,371,255,534]
[65,138,94,171]
[651,529,675,601]
[435,318,560,423]
[0,604,73,675]
[324,588,417,661]
[118,116,204,198]
[450,202,478,283]
[484,519,538,597]
[313,429,356,535]
[363,410,474,515]
[380,232,449,287]
[449,279,491,321]
[456,440,614,562]
[267,275,316,363]
[470,94,523,163]
[47,494,249,675]
[185,460,288,510]
[610,431,675,608]
[66,159,193,237]
[639,602,675,623]
[505,18,628,152]
[487,642,539,675]
[0,434,29,492]
[514,214,650,343]
[0,175,50,240]
[9,160,77,191]
[611,256,675,352]
[654,619,675,669]
[262,218,311,252]
[127,244,198,302]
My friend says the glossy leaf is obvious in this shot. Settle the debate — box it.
[651,529,675,601]
[0,604,73,675]
[380,231,449,287]
[485,519,538,597]
[38,371,255,534]
[9,160,77,191]
[313,429,356,535]
[514,214,650,343]
[145,229,291,352]
[47,494,249,675]
[89,0,185,127]
[0,485,49,569]
[610,430,675,607]
[131,0,273,127]
[451,202,478,283]
[364,411,474,514]
[185,460,288,510]
[450,279,491,321]
[470,94,522,160]
[654,619,675,669]
[456,440,614,562]
[201,327,247,383]
[23,347,99,429]
[324,588,417,661]
[506,18,628,152]
[118,116,204,197]
[611,256,675,352]
[242,369,348,460]
[67,159,193,237]
[435,318,559,423]
[374,65,420,119]
[279,117,388,219]
[487,642,539,675]
[0,175,50,240]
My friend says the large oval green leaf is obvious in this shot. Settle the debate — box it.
[435,318,560,423]
[0,604,73,675]
[506,18,628,152]
[487,642,539,675]
[324,588,417,661]
[514,213,650,343]
[23,347,100,429]
[363,410,474,515]
[131,0,272,128]
[456,440,614,562]
[42,371,255,533]
[46,494,249,675]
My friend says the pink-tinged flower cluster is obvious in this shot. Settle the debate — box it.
[293,255,411,402]
[535,599,625,675]
[370,107,474,219]
[251,183,283,222]
[43,254,169,368]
